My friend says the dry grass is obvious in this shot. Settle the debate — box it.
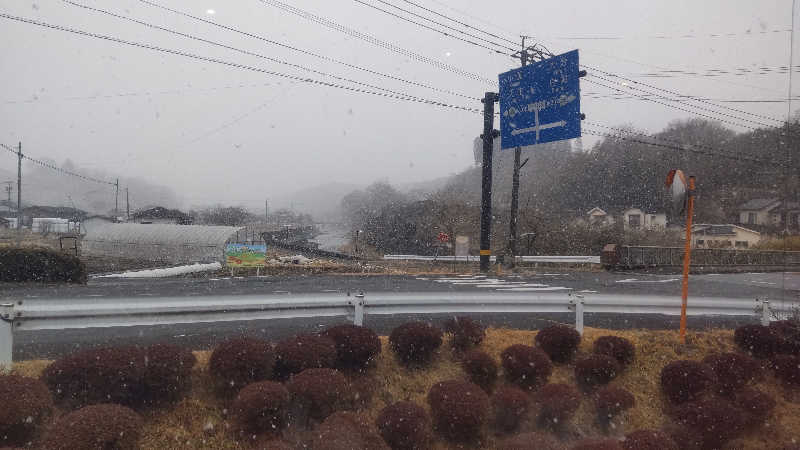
[12,327,800,449]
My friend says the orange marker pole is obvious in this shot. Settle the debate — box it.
[679,176,696,343]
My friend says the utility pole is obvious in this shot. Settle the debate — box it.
[508,37,529,267]
[265,199,269,222]
[126,188,130,221]
[114,178,119,219]
[479,92,499,272]
[16,142,22,230]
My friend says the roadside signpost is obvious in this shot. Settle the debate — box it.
[666,169,696,343]
[499,50,582,149]
[225,243,267,268]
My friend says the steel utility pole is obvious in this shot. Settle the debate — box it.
[16,142,22,230]
[126,188,130,221]
[114,178,119,218]
[507,37,529,267]
[480,92,499,272]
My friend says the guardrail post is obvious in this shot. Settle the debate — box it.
[761,300,771,326]
[351,292,365,326]
[0,303,14,372]
[568,295,585,336]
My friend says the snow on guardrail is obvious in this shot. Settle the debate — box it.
[94,262,222,279]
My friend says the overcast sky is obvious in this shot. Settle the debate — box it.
[0,0,796,211]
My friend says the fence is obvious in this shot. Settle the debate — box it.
[0,292,779,368]
[383,255,601,264]
[606,245,800,270]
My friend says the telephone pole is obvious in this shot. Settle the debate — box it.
[507,37,529,266]
[16,142,22,230]
[126,188,130,221]
[479,92,499,272]
[114,178,119,218]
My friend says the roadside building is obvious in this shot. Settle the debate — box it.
[738,198,800,230]
[622,208,667,231]
[689,224,761,249]
[586,207,615,226]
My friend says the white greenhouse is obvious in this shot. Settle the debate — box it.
[82,223,244,264]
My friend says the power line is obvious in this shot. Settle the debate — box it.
[631,65,800,79]
[540,27,793,41]
[63,0,451,106]
[0,13,483,115]
[257,0,496,85]
[355,0,516,52]
[397,0,519,46]
[0,143,116,186]
[137,0,479,101]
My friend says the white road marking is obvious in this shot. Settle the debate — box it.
[497,286,573,292]
[616,278,679,283]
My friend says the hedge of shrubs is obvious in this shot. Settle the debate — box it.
[323,324,382,372]
[312,411,389,450]
[444,316,485,350]
[460,349,498,391]
[0,375,53,447]
[38,404,143,450]
[427,379,489,442]
[286,368,352,423]
[535,324,581,363]
[41,343,194,409]
[231,381,290,437]
[500,344,552,390]
[497,432,562,450]
[574,355,620,390]
[621,430,678,450]
[274,334,337,379]
[376,401,431,450]
[593,336,635,366]
[389,322,443,366]
[536,383,581,427]
[595,385,635,424]
[702,352,760,396]
[208,337,274,397]
[0,247,87,283]
[659,360,716,404]
[491,385,530,433]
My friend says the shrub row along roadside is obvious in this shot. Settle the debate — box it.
[3,318,800,449]
[0,246,87,283]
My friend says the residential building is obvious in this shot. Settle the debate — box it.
[689,224,761,249]
[586,207,615,226]
[738,198,800,229]
[622,208,667,231]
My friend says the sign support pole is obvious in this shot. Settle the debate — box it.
[680,176,696,343]
[508,38,530,268]
[480,92,498,272]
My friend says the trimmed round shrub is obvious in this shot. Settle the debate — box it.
[312,411,389,450]
[536,383,581,427]
[771,354,800,386]
[0,375,53,446]
[770,320,800,355]
[497,432,562,450]
[596,385,635,422]
[141,343,196,405]
[41,345,146,408]
[39,404,143,450]
[702,352,760,396]
[0,247,87,283]
[501,344,553,390]
[535,325,581,363]
[621,430,678,450]
[389,322,443,366]
[231,381,290,436]
[461,349,498,391]
[376,401,431,450]
[491,385,530,433]
[593,336,635,366]
[734,324,780,358]
[733,387,775,429]
[574,355,620,390]
[274,334,337,379]
[571,438,624,450]
[661,424,703,450]
[208,337,274,397]
[659,360,716,404]
[322,324,381,371]
[444,316,485,350]
[673,397,743,450]
[427,379,489,442]
[286,368,352,423]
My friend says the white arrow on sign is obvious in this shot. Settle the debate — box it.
[508,93,575,142]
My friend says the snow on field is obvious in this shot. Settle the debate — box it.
[95,262,222,278]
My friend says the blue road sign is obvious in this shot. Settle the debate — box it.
[499,50,581,149]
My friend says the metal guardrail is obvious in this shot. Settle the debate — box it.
[0,293,779,369]
[383,255,601,264]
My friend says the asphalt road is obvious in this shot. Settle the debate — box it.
[4,271,798,360]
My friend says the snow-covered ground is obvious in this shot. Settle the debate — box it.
[94,262,222,278]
